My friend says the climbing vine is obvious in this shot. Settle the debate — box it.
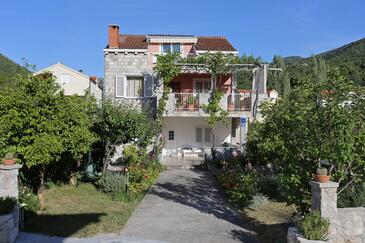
[154,52,262,152]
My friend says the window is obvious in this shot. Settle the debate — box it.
[168,131,174,140]
[194,80,211,93]
[60,74,70,84]
[196,127,211,143]
[231,118,239,138]
[126,76,144,97]
[161,43,181,54]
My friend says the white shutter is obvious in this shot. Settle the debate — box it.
[115,75,126,97]
[144,75,153,97]
[196,128,202,143]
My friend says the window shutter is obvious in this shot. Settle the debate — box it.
[115,75,126,97]
[204,128,211,143]
[144,75,153,97]
[196,128,202,143]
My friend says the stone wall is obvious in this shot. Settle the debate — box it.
[288,181,365,243]
[0,165,22,198]
[0,164,22,243]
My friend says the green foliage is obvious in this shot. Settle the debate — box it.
[248,193,269,209]
[0,197,17,215]
[248,68,365,213]
[98,172,129,200]
[122,145,147,165]
[0,53,30,88]
[94,98,156,173]
[128,161,164,195]
[19,186,40,217]
[285,38,365,86]
[218,160,259,205]
[338,183,365,208]
[298,211,330,240]
[0,73,97,188]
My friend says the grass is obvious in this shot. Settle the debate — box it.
[242,200,295,243]
[24,183,140,237]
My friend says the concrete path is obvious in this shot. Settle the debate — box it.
[16,169,257,243]
[120,169,257,243]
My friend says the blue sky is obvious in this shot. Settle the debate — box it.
[0,0,364,77]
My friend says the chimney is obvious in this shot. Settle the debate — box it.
[108,25,120,49]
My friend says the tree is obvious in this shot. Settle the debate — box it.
[250,68,365,213]
[0,73,97,191]
[93,98,156,173]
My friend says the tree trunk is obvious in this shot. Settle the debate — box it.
[102,141,111,174]
[37,165,46,211]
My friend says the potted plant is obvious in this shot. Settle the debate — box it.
[2,153,16,166]
[187,96,195,110]
[297,211,330,241]
[314,166,330,183]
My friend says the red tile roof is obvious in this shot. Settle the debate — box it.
[109,34,236,52]
[196,36,237,52]
[118,35,147,49]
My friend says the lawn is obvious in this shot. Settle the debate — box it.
[23,183,140,237]
[242,200,295,243]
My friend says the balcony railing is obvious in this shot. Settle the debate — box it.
[174,93,200,111]
[164,92,251,115]
[227,93,251,111]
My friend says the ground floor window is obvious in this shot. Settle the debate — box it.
[196,127,211,143]
[231,118,239,138]
[168,131,175,140]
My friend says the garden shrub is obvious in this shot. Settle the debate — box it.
[128,160,164,194]
[0,197,17,215]
[123,145,147,165]
[98,172,128,200]
[248,193,269,209]
[298,211,330,240]
[19,186,40,217]
[218,161,258,206]
[338,183,365,208]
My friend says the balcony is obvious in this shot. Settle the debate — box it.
[163,92,252,117]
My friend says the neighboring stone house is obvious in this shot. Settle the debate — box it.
[35,62,103,101]
[103,24,273,158]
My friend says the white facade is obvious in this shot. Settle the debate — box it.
[35,63,102,100]
[162,117,244,152]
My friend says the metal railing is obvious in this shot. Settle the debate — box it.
[227,93,251,111]
[174,93,200,111]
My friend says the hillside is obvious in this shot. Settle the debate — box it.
[284,38,365,86]
[0,53,29,87]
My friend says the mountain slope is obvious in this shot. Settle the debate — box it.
[0,53,29,87]
[285,38,365,86]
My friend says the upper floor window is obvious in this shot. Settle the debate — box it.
[161,43,181,54]
[115,75,153,98]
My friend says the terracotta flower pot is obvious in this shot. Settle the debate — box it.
[188,103,195,111]
[3,159,16,166]
[313,174,331,183]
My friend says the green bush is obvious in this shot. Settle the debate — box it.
[0,197,17,215]
[257,175,282,200]
[19,187,40,217]
[249,193,269,209]
[298,211,330,240]
[338,183,365,208]
[128,161,164,194]
[218,164,258,206]
[98,172,129,200]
